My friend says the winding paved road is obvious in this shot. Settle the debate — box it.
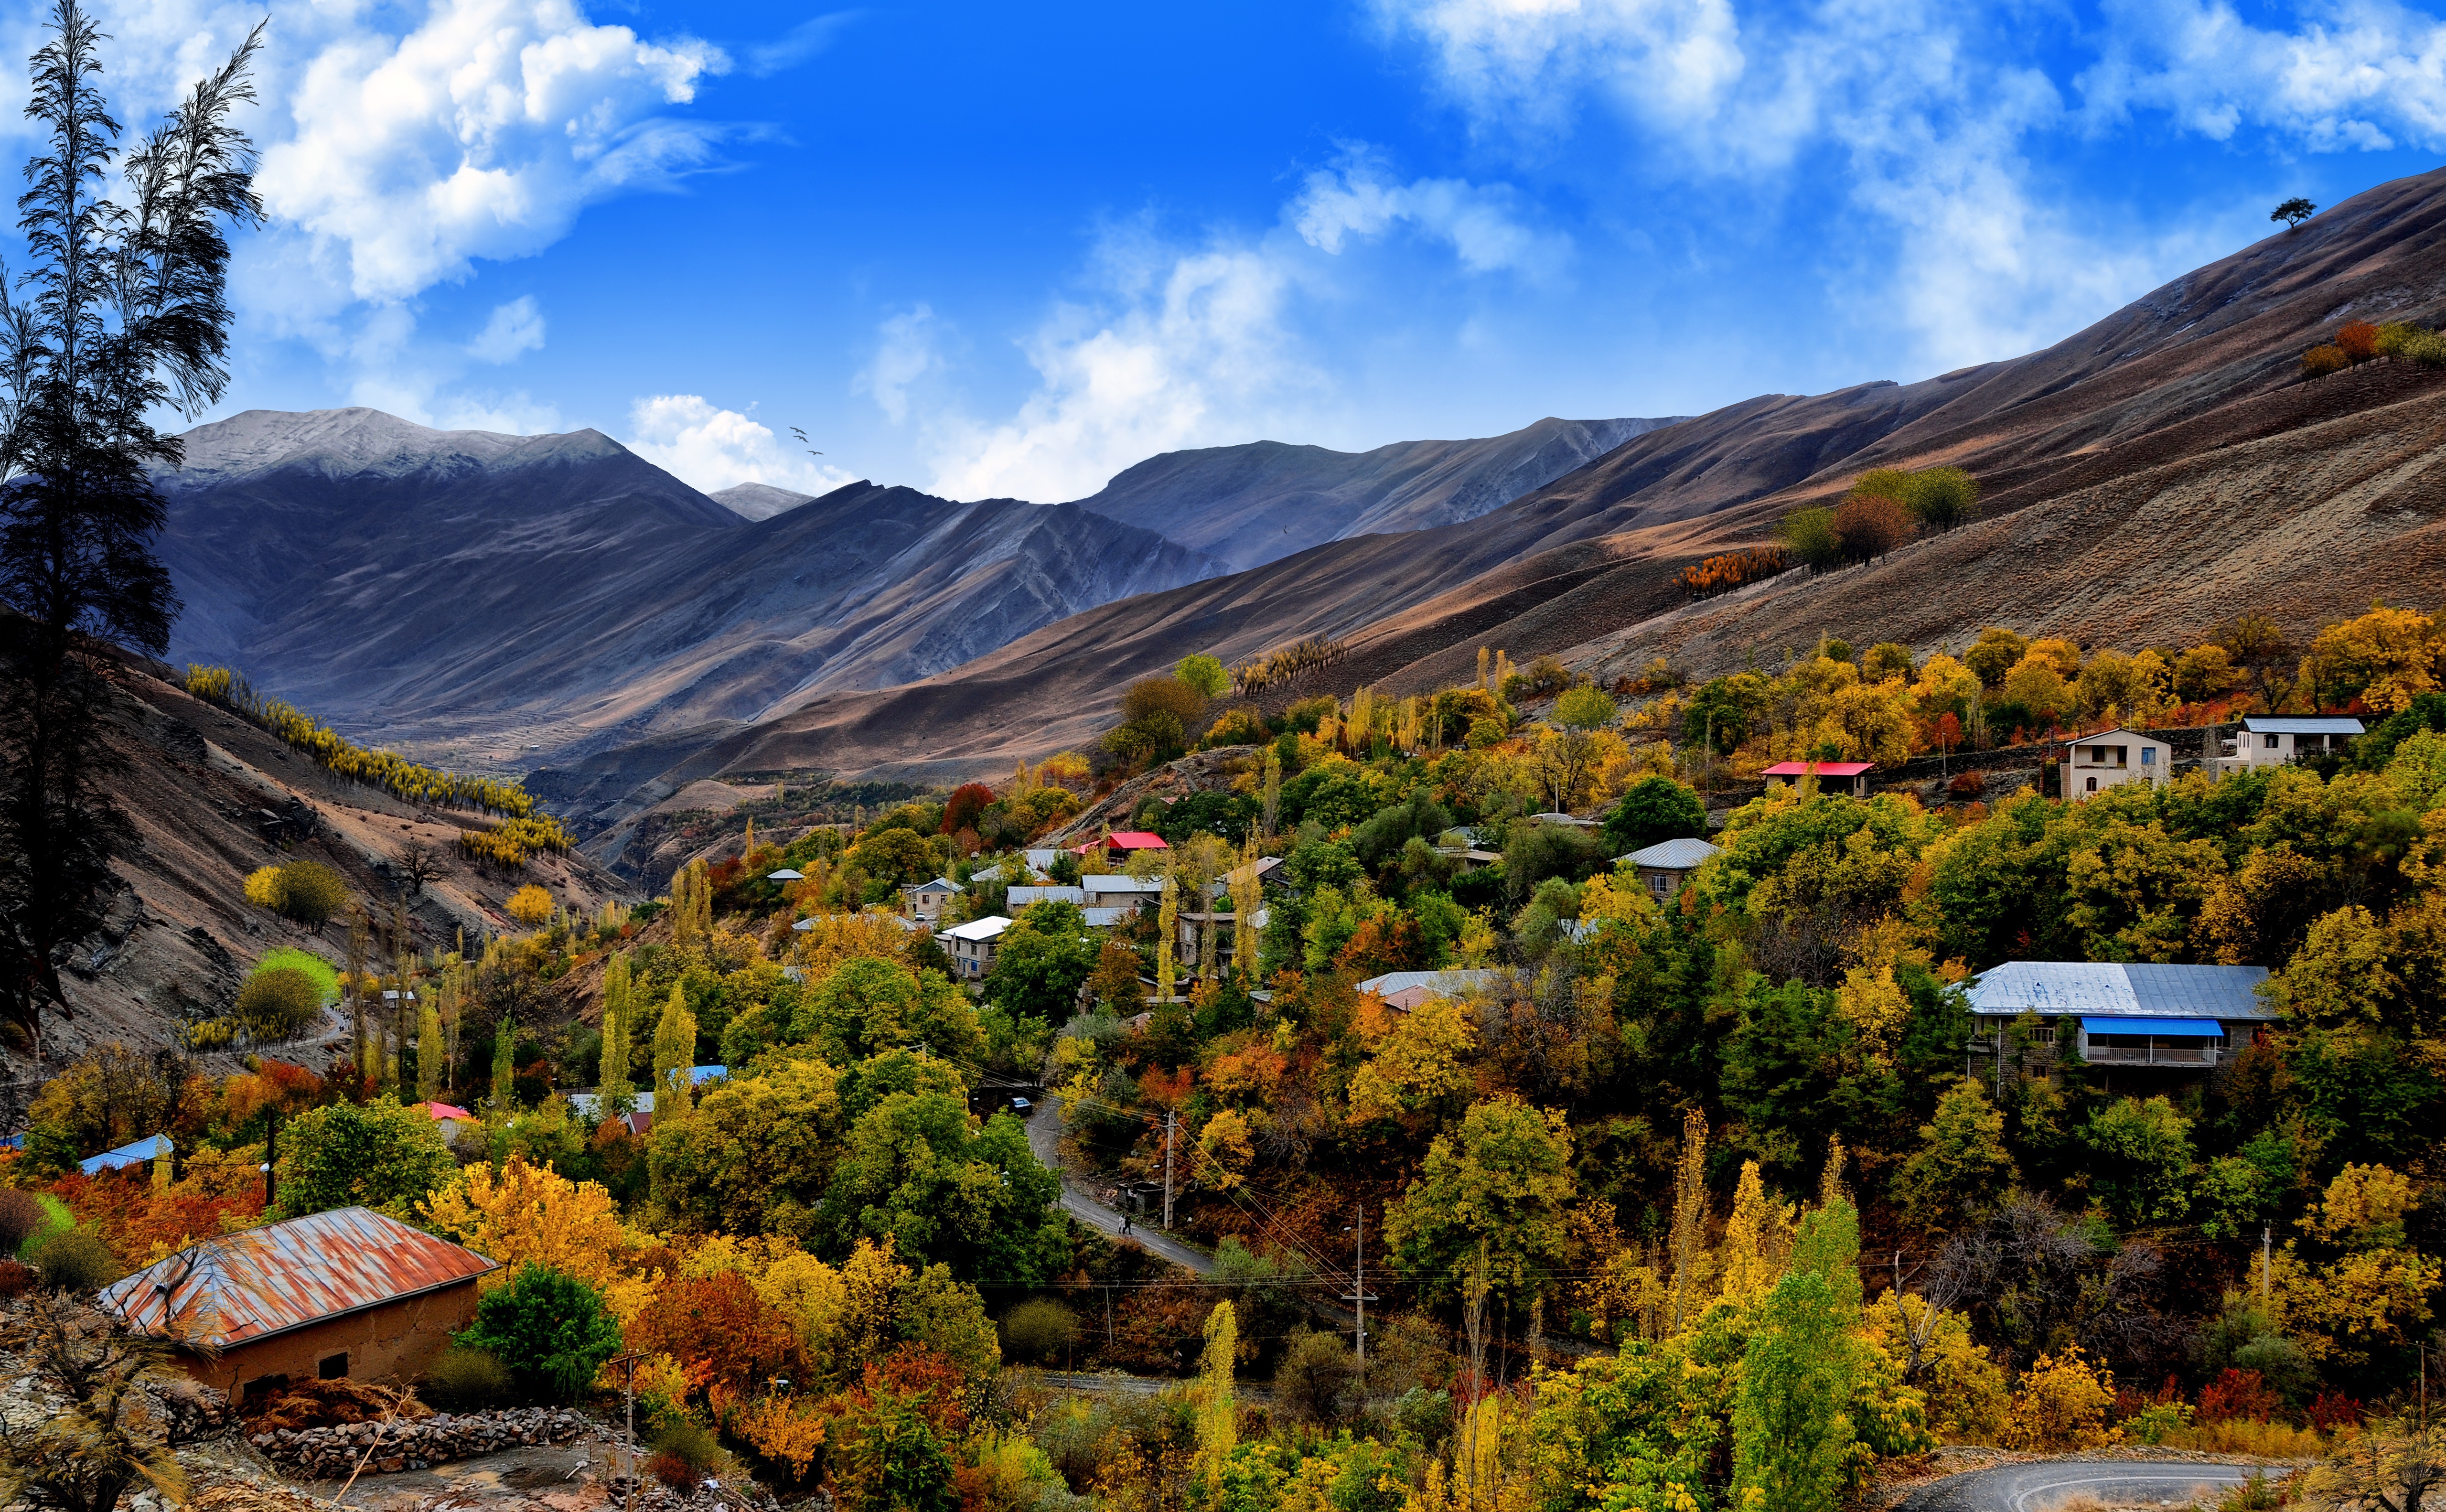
[1896,1460,2268,1512]
[1023,1093,1218,1276]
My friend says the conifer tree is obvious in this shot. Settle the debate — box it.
[490,1012,515,1117]
[0,3,264,1057]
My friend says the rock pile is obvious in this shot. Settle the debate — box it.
[602,1473,785,1512]
[248,1406,600,1478]
[154,1378,237,1444]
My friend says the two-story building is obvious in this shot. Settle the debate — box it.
[2065,728,2176,797]
[940,915,1014,980]
[1082,874,1165,910]
[901,876,965,923]
[2218,716,2364,774]
[1966,961,2276,1072]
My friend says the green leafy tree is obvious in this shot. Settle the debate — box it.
[598,952,633,1109]
[490,1011,517,1114]
[788,955,982,1064]
[2081,1096,2195,1227]
[462,1264,624,1403]
[274,1098,457,1219]
[1892,1079,2017,1231]
[1385,1095,1573,1306]
[1963,628,2027,687]
[1175,653,1232,700]
[848,827,937,887]
[235,967,321,1040]
[1902,467,1979,530]
[1603,776,1707,857]
[652,1056,844,1238]
[1733,1202,1867,1512]
[651,986,696,1123]
[2272,196,2316,229]
[1780,507,1843,572]
[820,1093,1062,1283]
[983,905,1099,1026]
[1554,684,1617,730]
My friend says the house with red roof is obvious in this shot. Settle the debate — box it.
[1072,830,1169,868]
[1761,760,1873,798]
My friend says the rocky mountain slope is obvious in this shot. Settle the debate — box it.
[0,652,637,1102]
[533,164,2446,826]
[158,410,1226,763]
[1072,415,1680,572]
[711,482,816,520]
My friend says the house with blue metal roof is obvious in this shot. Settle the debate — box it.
[1966,962,2274,1069]
[80,1132,173,1176]
[2217,716,2362,775]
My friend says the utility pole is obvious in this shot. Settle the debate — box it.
[1163,1110,1176,1232]
[1341,1203,1378,1368]
[2260,1223,2272,1304]
[608,1351,641,1512]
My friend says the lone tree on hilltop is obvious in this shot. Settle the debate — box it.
[2273,196,2316,229]
[0,2,264,1061]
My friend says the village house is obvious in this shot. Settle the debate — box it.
[1355,968,1505,1011]
[1081,874,1164,910]
[1620,837,1719,901]
[1071,830,1169,869]
[1965,961,2277,1073]
[2218,716,2364,774]
[941,914,1014,979]
[98,1207,498,1406]
[901,876,965,923]
[1006,884,1085,909]
[1762,760,1872,797]
[2065,728,2176,797]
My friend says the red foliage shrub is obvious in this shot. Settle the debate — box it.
[1947,769,1986,797]
[1834,494,1910,564]
[0,1259,34,1298]
[646,1452,695,1489]
[2337,321,2381,363]
[628,1271,805,1400]
[2198,1368,2281,1423]
[861,1345,971,1438]
[1676,546,1789,600]
[1334,913,1428,977]
[2306,1392,2363,1431]
[0,1188,44,1251]
[941,783,996,835]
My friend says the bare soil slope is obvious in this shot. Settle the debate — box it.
[533,164,2446,823]
[0,657,638,1106]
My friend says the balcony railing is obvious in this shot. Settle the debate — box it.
[2082,1040,2220,1067]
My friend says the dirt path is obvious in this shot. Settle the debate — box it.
[1023,1094,1217,1276]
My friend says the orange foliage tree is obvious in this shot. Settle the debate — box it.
[628,1270,806,1401]
[2337,320,2381,363]
[1834,494,1911,565]
[1676,547,1789,600]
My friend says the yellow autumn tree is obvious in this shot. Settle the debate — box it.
[421,1153,655,1318]
[1197,1108,1255,1191]
[506,885,553,928]
[2002,1346,2119,1450]
[1347,989,1478,1124]
[1716,1160,1791,1307]
[2302,603,2438,713]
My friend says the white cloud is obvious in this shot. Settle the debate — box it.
[469,297,548,363]
[2078,0,2446,152]
[859,305,945,425]
[624,395,855,496]
[256,0,729,304]
[923,229,1323,504]
[1292,149,1573,279]
[748,12,860,77]
[1374,0,1746,143]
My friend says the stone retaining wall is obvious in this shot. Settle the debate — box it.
[248,1406,602,1478]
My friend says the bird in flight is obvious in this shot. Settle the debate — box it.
[790,426,824,456]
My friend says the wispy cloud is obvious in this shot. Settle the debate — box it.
[748,12,861,77]
[1292,147,1573,281]
[626,395,854,495]
[469,297,548,364]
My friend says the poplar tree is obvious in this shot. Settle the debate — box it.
[415,995,441,1103]
[1261,745,1281,836]
[651,985,696,1122]
[598,952,633,1110]
[1194,1301,1237,1486]
[490,1013,516,1116]
[0,2,263,1058]
[1155,874,1178,1001]
[1731,1201,1864,1512]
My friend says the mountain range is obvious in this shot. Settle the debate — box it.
[158,407,1662,766]
[527,164,2446,839]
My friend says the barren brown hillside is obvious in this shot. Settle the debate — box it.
[1,658,637,1103]
[533,165,2446,826]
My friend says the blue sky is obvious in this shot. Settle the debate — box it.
[13,0,2446,503]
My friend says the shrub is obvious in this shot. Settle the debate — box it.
[650,1415,723,1476]
[30,1228,125,1292]
[2167,1417,2323,1456]
[2198,1367,2281,1423]
[2002,1346,2117,1450]
[2405,330,2446,367]
[998,1298,1080,1363]
[0,1259,33,1297]
[2376,321,2420,357]
[645,1451,695,1490]
[463,1264,625,1403]
[2302,344,2349,378]
[1834,493,1910,563]
[0,1188,45,1252]
[2305,1392,2362,1431]
[506,885,553,928]
[418,1345,514,1410]
[246,860,350,928]
[2336,321,2381,363]
[236,968,323,1041]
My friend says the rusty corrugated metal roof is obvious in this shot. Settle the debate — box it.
[97,1206,497,1348]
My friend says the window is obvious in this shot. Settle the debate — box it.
[318,1352,349,1380]
[2141,748,2155,765]
[2085,776,2097,792]
[2264,734,2279,749]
